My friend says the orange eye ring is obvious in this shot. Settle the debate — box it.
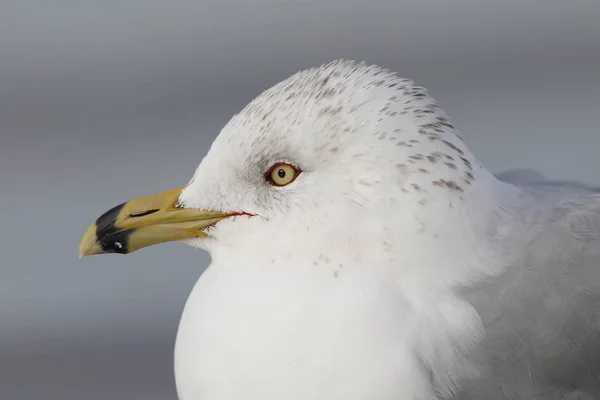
[265,162,301,187]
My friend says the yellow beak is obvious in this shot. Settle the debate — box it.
[78,186,230,258]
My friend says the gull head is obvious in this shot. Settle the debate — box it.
[79,60,501,277]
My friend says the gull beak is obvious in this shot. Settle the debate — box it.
[78,186,230,258]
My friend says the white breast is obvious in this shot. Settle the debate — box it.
[174,259,442,400]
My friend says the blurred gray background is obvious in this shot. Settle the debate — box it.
[1,0,600,399]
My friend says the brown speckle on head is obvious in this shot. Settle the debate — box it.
[460,157,473,170]
[441,140,464,156]
[217,60,486,220]
[319,254,331,264]
[432,179,464,192]
[426,154,438,163]
[320,87,337,98]
[318,105,343,117]
[261,109,273,121]
[444,162,457,170]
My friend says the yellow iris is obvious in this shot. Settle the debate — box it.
[268,163,300,186]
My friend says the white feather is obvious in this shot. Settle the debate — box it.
[173,60,600,399]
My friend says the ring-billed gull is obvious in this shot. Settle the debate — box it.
[79,60,600,400]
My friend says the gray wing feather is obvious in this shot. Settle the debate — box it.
[456,180,600,399]
[496,169,600,194]
[495,168,548,185]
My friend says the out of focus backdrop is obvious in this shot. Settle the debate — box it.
[2,1,600,399]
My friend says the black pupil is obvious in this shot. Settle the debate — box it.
[277,168,286,178]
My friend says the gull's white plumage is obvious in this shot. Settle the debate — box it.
[173,60,600,399]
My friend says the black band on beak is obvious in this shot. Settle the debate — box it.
[95,202,130,254]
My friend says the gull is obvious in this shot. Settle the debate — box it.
[79,60,600,400]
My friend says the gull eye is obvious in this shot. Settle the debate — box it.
[266,162,301,187]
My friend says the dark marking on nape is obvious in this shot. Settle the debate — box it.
[426,154,438,163]
[415,108,434,114]
[418,129,440,141]
[318,105,343,117]
[444,162,457,170]
[261,109,273,121]
[420,123,444,133]
[460,157,473,170]
[320,87,336,98]
[438,121,455,130]
[432,179,464,192]
[463,171,475,185]
[441,140,464,155]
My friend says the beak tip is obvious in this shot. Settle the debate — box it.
[79,222,103,259]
